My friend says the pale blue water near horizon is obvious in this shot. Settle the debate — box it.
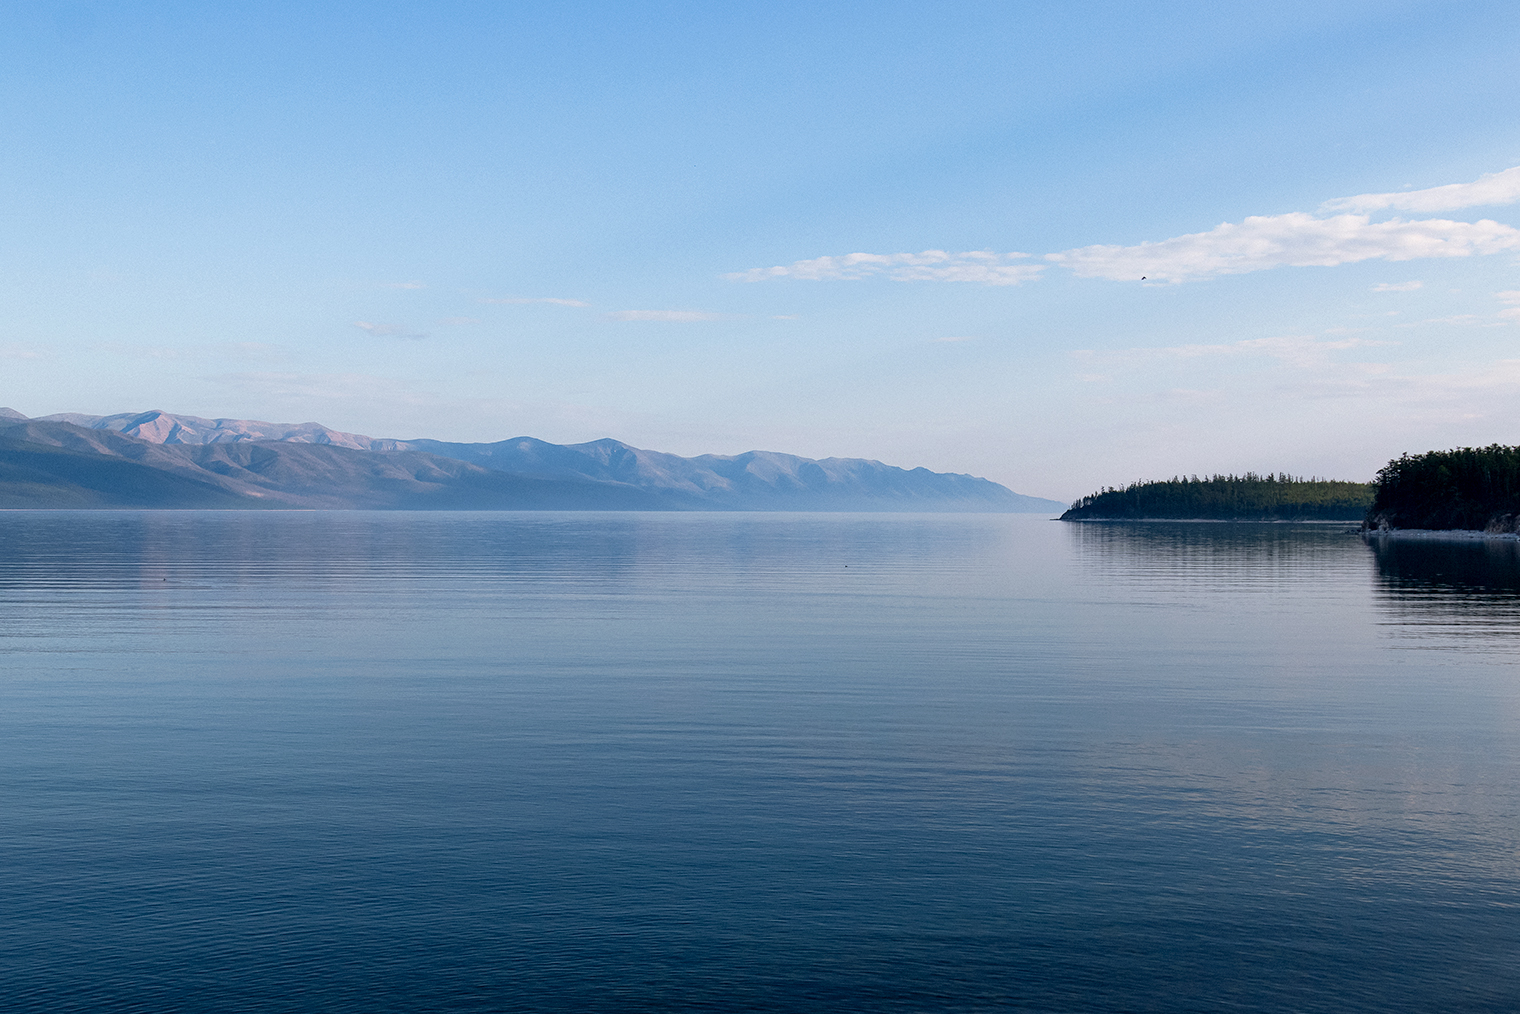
[1,512,1518,1012]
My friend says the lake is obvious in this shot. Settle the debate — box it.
[1,512,1517,1012]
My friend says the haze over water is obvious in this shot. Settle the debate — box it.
[2,512,1517,1012]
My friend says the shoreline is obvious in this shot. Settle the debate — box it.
[1362,527,1520,542]
[1058,517,1358,525]
[1060,518,1520,541]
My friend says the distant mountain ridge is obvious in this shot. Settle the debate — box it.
[33,409,384,450]
[0,418,661,510]
[0,408,1064,512]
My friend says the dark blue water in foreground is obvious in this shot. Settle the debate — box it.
[1,512,1518,1013]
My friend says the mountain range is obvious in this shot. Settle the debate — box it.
[0,409,1064,512]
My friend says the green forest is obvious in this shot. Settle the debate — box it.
[1367,445,1520,532]
[1061,473,1374,521]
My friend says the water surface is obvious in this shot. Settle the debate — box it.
[1,513,1517,1012]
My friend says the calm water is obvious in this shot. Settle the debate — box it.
[1,512,1517,1013]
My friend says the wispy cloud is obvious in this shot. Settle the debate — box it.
[1393,293,1520,326]
[727,250,1043,286]
[1321,166,1520,214]
[607,309,724,322]
[1397,314,1492,327]
[90,341,289,362]
[1232,334,1394,368]
[1497,290,1520,321]
[480,296,590,307]
[384,281,426,290]
[1372,280,1423,292]
[0,343,44,360]
[95,342,190,360]
[1046,214,1520,283]
[1077,334,1393,369]
[729,167,1520,290]
[353,321,427,339]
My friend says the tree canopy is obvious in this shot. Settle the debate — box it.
[1367,445,1520,532]
[1061,473,1373,521]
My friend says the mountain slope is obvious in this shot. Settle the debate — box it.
[34,409,381,449]
[0,409,1065,512]
[392,436,1060,511]
[0,432,251,508]
[0,420,670,509]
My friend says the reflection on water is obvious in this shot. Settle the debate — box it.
[1369,534,1520,593]
[2,512,1519,1013]
[1366,534,1520,653]
[1065,520,1369,590]
[0,508,1024,593]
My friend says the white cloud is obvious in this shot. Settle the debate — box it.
[1397,314,1491,327]
[726,249,1043,286]
[1233,334,1394,368]
[1394,292,1520,326]
[480,296,590,307]
[1496,291,1520,321]
[353,321,427,339]
[732,168,1520,291]
[607,310,723,322]
[1046,213,1520,283]
[1321,166,1520,214]
[0,344,44,360]
[1076,334,1393,369]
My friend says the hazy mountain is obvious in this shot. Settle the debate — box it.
[0,419,662,510]
[0,429,250,508]
[0,409,1065,512]
[400,436,1059,511]
[33,409,382,449]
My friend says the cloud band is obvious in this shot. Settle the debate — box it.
[1045,213,1520,283]
[726,249,1043,286]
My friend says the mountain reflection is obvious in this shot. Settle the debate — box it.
[0,511,1018,598]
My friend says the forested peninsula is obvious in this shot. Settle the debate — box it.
[1365,445,1520,533]
[1060,474,1374,521]
[1062,445,1520,532]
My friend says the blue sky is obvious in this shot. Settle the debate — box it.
[2,1,1518,498]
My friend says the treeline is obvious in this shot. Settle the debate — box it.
[1061,473,1374,521]
[1367,445,1520,532]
